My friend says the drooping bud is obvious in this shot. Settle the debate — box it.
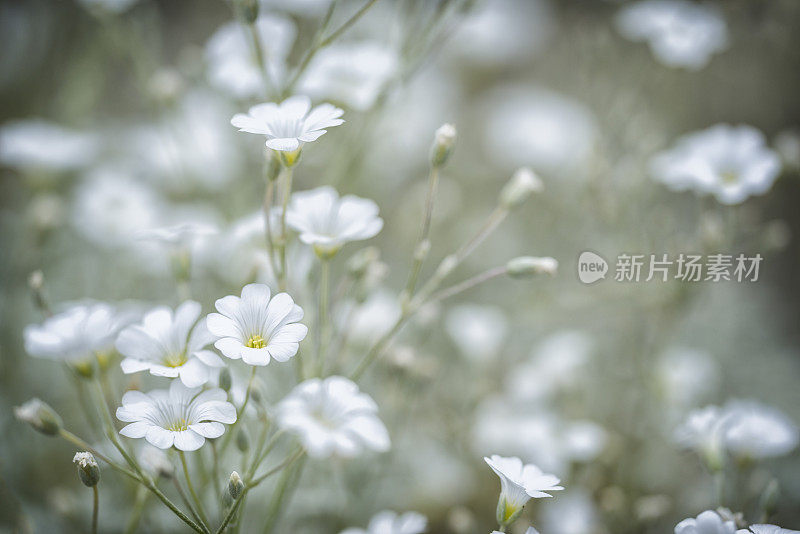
[15,398,62,436]
[506,256,558,278]
[236,428,250,453]
[499,167,543,209]
[431,123,457,167]
[218,367,233,392]
[228,471,245,500]
[73,452,100,487]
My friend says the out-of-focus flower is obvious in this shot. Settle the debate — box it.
[615,0,728,70]
[656,347,718,411]
[499,167,544,209]
[299,41,398,111]
[231,95,344,153]
[650,124,781,205]
[722,400,799,460]
[0,119,98,172]
[563,421,608,463]
[342,289,402,346]
[117,301,225,387]
[116,379,236,451]
[276,376,390,458]
[485,455,563,525]
[14,398,62,436]
[482,85,597,176]
[286,186,383,257]
[137,221,219,248]
[737,526,800,534]
[340,510,427,534]
[674,510,736,534]
[444,304,508,361]
[24,302,129,368]
[72,168,164,248]
[138,444,174,479]
[77,0,140,14]
[674,405,727,469]
[206,15,296,98]
[206,283,307,366]
[541,490,600,534]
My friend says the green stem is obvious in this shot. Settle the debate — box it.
[350,314,409,381]
[173,477,209,533]
[278,166,294,292]
[91,485,99,534]
[247,20,274,98]
[263,171,279,278]
[426,266,507,304]
[260,452,306,534]
[180,451,210,528]
[320,0,379,48]
[404,165,440,296]
[454,206,508,263]
[210,440,222,504]
[316,258,331,376]
[221,367,257,454]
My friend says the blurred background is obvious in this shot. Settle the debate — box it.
[1,0,800,532]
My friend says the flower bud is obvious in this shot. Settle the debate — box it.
[236,428,250,452]
[73,452,100,487]
[15,398,62,436]
[431,123,457,167]
[347,247,380,278]
[228,471,245,500]
[506,256,558,278]
[499,167,543,209]
[435,254,459,280]
[218,367,233,392]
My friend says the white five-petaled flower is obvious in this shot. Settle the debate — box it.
[116,300,224,387]
[738,526,800,534]
[650,124,782,205]
[340,510,427,534]
[286,186,383,257]
[484,455,564,524]
[24,302,131,367]
[276,376,390,458]
[206,283,308,366]
[116,380,236,451]
[675,510,736,534]
[230,95,344,153]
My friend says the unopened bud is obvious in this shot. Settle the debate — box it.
[249,378,264,405]
[347,247,380,278]
[431,123,457,167]
[506,256,558,278]
[218,368,233,392]
[499,167,543,209]
[435,254,458,280]
[73,452,100,487]
[228,471,245,500]
[236,0,259,24]
[15,398,62,436]
[413,240,431,262]
[236,429,250,452]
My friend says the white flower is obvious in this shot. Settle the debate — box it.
[116,301,224,387]
[276,376,390,458]
[24,302,130,366]
[616,0,728,70]
[137,221,219,248]
[656,347,718,410]
[286,186,383,256]
[77,0,140,13]
[116,380,236,451]
[299,41,398,111]
[722,400,799,460]
[72,451,97,469]
[340,510,427,534]
[206,16,296,98]
[674,405,727,466]
[651,124,781,205]
[444,304,508,361]
[738,526,800,534]
[206,283,307,366]
[231,95,344,152]
[0,119,98,171]
[484,455,563,524]
[675,510,736,534]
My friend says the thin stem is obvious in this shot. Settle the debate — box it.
[124,486,149,534]
[249,430,288,481]
[316,258,331,376]
[278,166,294,292]
[404,165,440,297]
[173,477,209,533]
[454,206,508,263]
[180,451,210,528]
[59,429,138,481]
[251,447,305,487]
[426,266,507,304]
[247,20,274,98]
[320,0,379,48]
[221,367,257,454]
[283,0,338,95]
[260,452,306,534]
[91,485,99,534]
[350,314,409,381]
[263,171,279,277]
[210,440,222,504]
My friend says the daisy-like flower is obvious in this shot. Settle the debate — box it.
[650,124,782,205]
[116,300,224,387]
[276,376,390,458]
[738,526,800,534]
[24,302,131,371]
[340,510,427,534]
[230,95,344,162]
[286,186,383,258]
[484,455,563,525]
[675,510,736,534]
[116,380,236,451]
[206,283,308,366]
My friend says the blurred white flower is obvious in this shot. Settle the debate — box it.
[615,0,728,70]
[563,421,608,463]
[444,304,508,361]
[340,510,427,534]
[206,283,307,366]
[674,405,727,466]
[138,444,174,479]
[482,85,597,176]
[485,455,563,524]
[722,400,799,460]
[287,186,383,256]
[650,124,781,205]
[72,167,164,248]
[206,15,296,98]
[299,41,398,111]
[24,302,129,366]
[675,510,736,534]
[276,376,390,458]
[656,347,718,411]
[117,300,225,387]
[137,221,218,248]
[116,380,236,451]
[231,95,344,152]
[0,119,98,171]
[738,526,800,534]
[541,490,599,534]
[342,289,402,346]
[77,0,140,13]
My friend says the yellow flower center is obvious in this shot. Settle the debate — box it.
[167,419,189,432]
[246,335,266,349]
[721,170,739,184]
[163,352,188,368]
